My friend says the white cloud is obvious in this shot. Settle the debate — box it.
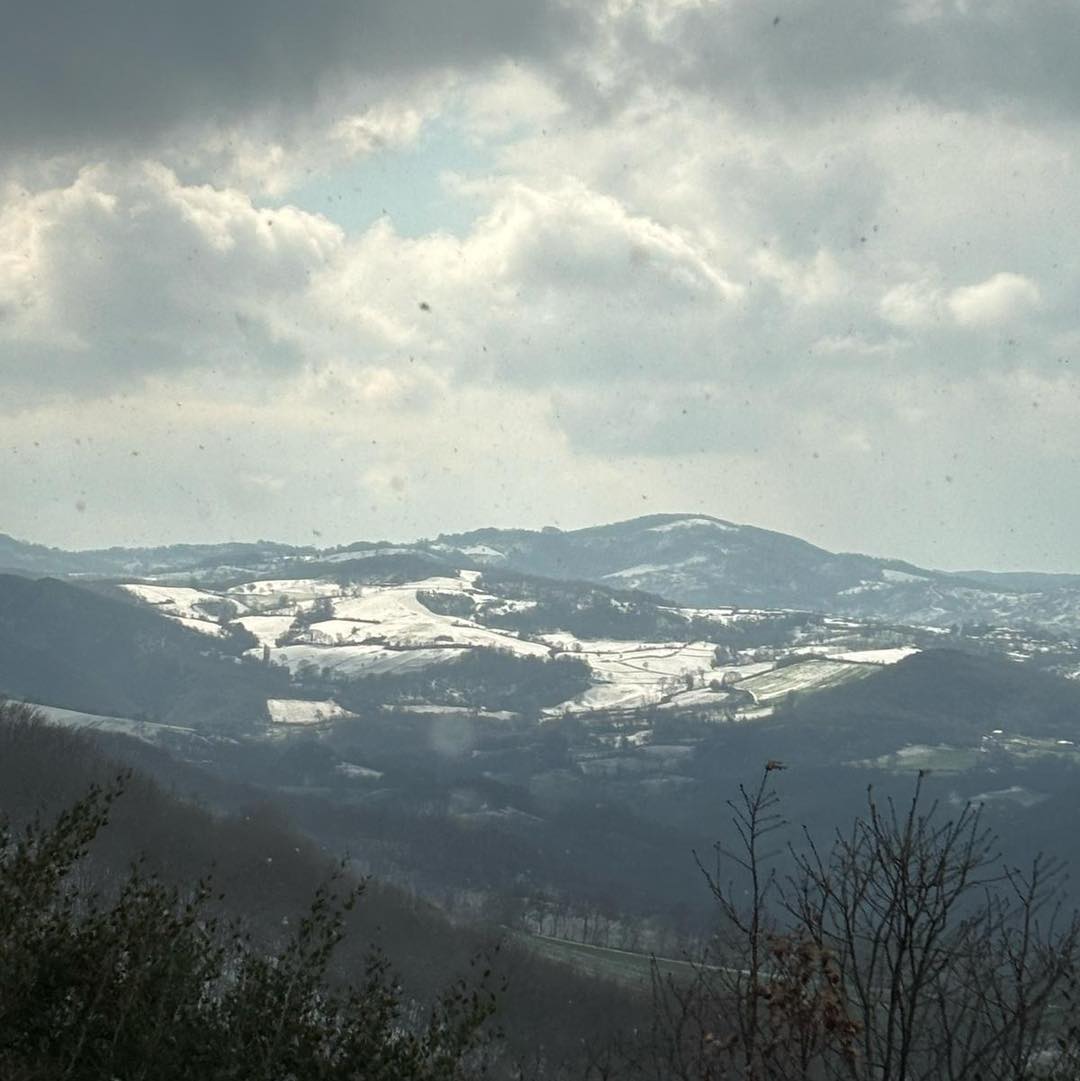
[879,277,948,330]
[947,271,1042,327]
[0,163,344,400]
[880,271,1043,332]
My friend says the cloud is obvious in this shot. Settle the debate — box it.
[569,0,1080,124]
[308,175,748,390]
[0,163,343,402]
[880,272,1043,331]
[879,277,949,330]
[0,0,582,155]
[4,3,1080,571]
[947,272,1042,327]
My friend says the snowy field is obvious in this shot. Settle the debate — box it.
[736,659,871,703]
[119,583,242,637]
[542,637,733,713]
[233,615,298,648]
[121,572,552,667]
[27,703,200,743]
[116,568,919,722]
[322,580,551,657]
[268,643,464,678]
[266,699,353,725]
[826,647,920,665]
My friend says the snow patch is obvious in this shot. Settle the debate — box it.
[881,569,930,584]
[266,699,352,726]
[234,615,297,648]
[827,648,920,665]
[647,517,734,533]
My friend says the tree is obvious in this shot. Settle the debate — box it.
[0,778,498,1080]
[643,770,1080,1081]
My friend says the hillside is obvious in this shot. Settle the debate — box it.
[0,707,651,1068]
[437,514,1080,634]
[0,574,289,727]
[7,511,1080,636]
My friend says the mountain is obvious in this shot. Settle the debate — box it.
[436,514,1080,634]
[6,512,1080,636]
[0,532,310,578]
[437,514,922,606]
[7,542,1080,932]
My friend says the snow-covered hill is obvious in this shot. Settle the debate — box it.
[7,511,1080,643]
[114,566,921,724]
[435,514,1080,635]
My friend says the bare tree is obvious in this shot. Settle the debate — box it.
[644,770,1080,1081]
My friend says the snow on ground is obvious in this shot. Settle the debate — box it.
[602,562,672,580]
[266,699,352,725]
[881,568,931,584]
[657,605,774,623]
[544,637,730,713]
[481,598,539,615]
[304,619,383,644]
[172,615,227,638]
[827,647,920,665]
[384,704,518,720]
[336,762,384,780]
[323,580,550,657]
[118,569,567,691]
[225,579,345,611]
[269,643,463,678]
[120,583,243,621]
[29,703,198,741]
[119,584,240,637]
[602,555,711,582]
[737,659,871,702]
[647,517,734,533]
[318,546,420,563]
[122,570,552,666]
[658,664,777,710]
[459,544,506,559]
[116,567,898,720]
[234,615,297,648]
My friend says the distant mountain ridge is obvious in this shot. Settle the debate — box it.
[434,514,1080,633]
[437,513,934,603]
[4,513,1080,633]
[0,533,310,578]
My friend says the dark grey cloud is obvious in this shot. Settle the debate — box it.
[0,0,580,151]
[585,1,1080,122]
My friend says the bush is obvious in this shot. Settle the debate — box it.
[0,778,498,1081]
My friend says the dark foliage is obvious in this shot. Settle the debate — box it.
[334,651,592,716]
[0,575,289,728]
[0,777,497,1081]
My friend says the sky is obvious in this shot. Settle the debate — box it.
[2,0,1079,571]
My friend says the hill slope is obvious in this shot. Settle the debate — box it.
[437,514,1080,633]
[0,574,288,726]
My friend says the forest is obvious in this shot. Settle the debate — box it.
[5,701,1080,1080]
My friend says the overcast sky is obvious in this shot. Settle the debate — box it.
[2,0,1079,570]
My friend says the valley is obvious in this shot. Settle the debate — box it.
[4,512,1080,949]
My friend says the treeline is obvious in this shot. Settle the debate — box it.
[9,700,1080,1078]
[470,572,820,647]
[0,574,289,729]
[0,704,651,1077]
[331,651,593,716]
